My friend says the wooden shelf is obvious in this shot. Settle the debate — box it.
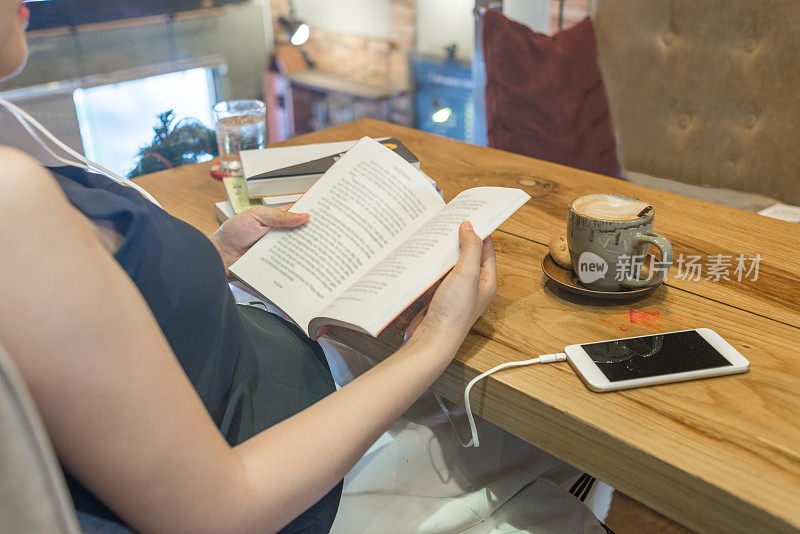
[287,70,409,101]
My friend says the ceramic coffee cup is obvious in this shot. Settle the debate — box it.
[567,194,673,291]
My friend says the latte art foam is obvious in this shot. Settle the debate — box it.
[571,194,651,221]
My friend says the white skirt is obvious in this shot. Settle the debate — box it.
[321,337,612,534]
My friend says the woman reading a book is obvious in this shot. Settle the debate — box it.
[0,4,500,532]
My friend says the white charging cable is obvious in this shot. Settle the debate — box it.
[0,95,162,208]
[434,352,567,448]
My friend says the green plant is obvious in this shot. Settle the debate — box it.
[128,110,218,178]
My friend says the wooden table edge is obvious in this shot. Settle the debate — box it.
[436,353,798,533]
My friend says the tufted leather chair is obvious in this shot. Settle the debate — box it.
[0,343,81,533]
[593,0,800,205]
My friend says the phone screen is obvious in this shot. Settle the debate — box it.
[580,330,732,382]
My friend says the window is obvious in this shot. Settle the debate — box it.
[73,66,218,176]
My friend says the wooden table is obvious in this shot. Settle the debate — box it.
[135,119,800,534]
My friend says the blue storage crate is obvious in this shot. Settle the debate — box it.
[413,55,477,144]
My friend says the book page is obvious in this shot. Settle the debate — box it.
[312,187,530,336]
[230,137,445,334]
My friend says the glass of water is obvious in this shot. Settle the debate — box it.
[213,99,266,175]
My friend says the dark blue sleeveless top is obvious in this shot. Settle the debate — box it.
[51,167,341,532]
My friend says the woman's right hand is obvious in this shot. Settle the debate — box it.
[407,221,497,355]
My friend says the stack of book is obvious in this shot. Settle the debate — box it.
[215,138,427,223]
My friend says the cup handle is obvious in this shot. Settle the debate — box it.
[621,231,673,289]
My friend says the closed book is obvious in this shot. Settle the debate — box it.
[244,138,420,198]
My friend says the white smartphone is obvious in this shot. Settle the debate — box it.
[564,328,749,392]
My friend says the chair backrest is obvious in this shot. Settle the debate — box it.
[594,0,800,204]
[0,343,81,533]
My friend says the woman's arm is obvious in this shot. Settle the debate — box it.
[0,147,495,534]
[233,225,495,528]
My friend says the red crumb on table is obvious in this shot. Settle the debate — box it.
[629,309,663,331]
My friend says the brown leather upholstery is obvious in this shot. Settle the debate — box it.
[594,0,800,204]
[0,344,80,533]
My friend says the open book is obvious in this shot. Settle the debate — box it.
[230,137,530,338]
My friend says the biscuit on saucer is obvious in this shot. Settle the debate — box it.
[548,236,572,269]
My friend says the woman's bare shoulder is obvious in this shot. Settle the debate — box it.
[1,145,48,173]
[0,145,72,214]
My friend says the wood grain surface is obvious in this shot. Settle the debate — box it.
[134,119,800,533]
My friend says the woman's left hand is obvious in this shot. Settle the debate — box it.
[404,222,497,355]
[208,205,309,273]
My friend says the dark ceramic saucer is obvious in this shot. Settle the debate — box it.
[541,254,663,300]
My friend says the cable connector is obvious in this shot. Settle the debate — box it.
[434,352,567,448]
[537,352,567,364]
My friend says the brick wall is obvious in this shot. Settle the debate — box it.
[270,0,414,87]
[549,0,592,33]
